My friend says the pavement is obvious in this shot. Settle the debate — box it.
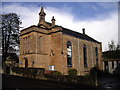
[97,75,120,90]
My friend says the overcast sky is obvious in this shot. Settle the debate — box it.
[2,2,118,51]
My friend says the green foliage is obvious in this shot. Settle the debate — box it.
[103,40,120,59]
[108,40,120,51]
[52,71,62,75]
[90,67,109,77]
[7,53,19,61]
[68,69,77,76]
[90,67,99,76]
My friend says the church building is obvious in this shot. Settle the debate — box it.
[19,7,103,75]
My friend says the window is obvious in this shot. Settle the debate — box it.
[95,47,98,66]
[83,44,87,67]
[28,36,30,53]
[39,36,42,53]
[25,37,27,53]
[67,41,72,67]
[23,38,25,54]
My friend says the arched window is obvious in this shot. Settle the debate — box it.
[28,36,30,53]
[67,41,72,67]
[25,37,27,53]
[83,44,87,67]
[23,38,25,54]
[39,36,42,53]
[95,47,98,66]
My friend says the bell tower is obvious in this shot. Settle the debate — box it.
[38,7,46,25]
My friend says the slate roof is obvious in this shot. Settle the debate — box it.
[46,22,100,44]
[62,27,101,44]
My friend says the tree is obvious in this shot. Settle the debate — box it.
[103,40,120,59]
[108,40,120,51]
[108,40,116,51]
[1,13,22,64]
[116,44,120,50]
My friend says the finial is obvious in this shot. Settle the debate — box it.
[51,16,56,27]
[51,16,56,21]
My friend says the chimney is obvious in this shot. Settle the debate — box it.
[82,28,85,34]
[51,16,56,27]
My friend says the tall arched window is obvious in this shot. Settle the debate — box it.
[28,36,30,53]
[39,36,42,53]
[67,41,72,67]
[83,44,87,67]
[25,37,27,53]
[23,38,25,54]
[95,47,98,66]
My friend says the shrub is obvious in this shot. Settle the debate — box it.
[90,67,98,76]
[68,69,77,76]
[90,67,106,77]
[52,71,62,75]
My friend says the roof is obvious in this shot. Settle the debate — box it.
[102,59,120,62]
[103,50,120,59]
[21,22,101,44]
[62,27,101,44]
[46,22,100,44]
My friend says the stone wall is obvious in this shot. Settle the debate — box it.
[10,67,97,87]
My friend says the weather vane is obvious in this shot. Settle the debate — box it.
[39,3,43,8]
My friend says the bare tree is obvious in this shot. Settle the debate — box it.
[1,13,22,64]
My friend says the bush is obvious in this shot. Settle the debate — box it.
[90,67,99,76]
[52,71,62,75]
[90,67,107,77]
[68,69,77,76]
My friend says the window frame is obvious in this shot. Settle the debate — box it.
[67,41,72,68]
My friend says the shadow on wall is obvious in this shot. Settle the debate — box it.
[113,63,120,76]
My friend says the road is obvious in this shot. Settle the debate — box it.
[2,74,120,90]
[97,75,120,90]
[2,74,96,89]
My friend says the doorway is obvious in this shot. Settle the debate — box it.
[24,58,28,68]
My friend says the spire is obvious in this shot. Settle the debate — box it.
[39,7,46,24]
[39,7,46,16]
[51,16,56,27]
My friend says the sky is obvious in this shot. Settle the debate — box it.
[1,2,118,51]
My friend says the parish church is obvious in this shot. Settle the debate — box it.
[19,7,102,75]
